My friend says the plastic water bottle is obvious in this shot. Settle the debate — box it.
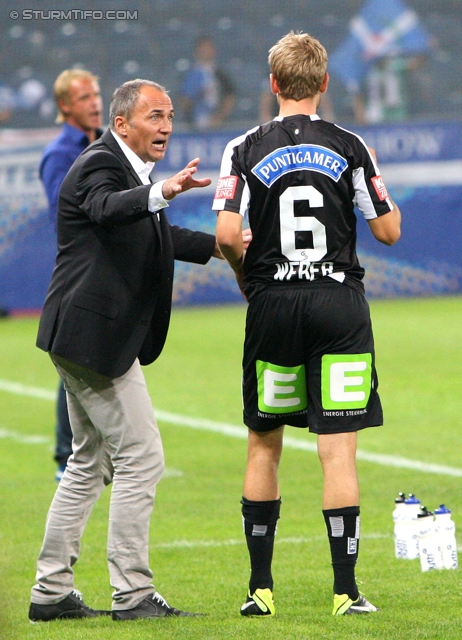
[403,494,421,560]
[417,506,443,571]
[434,504,458,570]
[393,492,408,559]
[393,493,420,559]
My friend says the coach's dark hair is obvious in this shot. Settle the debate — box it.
[109,79,167,128]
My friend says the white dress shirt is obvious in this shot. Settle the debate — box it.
[110,129,169,213]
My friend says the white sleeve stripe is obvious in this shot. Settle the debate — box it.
[334,123,380,173]
[339,125,394,213]
[218,126,260,175]
[239,179,249,217]
[218,136,242,176]
[212,196,226,211]
[212,135,243,211]
[213,128,258,213]
[384,194,393,210]
[353,167,378,220]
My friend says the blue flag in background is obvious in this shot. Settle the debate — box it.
[330,0,432,92]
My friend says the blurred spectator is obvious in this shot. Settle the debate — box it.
[0,76,48,125]
[329,0,433,125]
[352,53,427,125]
[0,80,15,123]
[39,68,103,480]
[16,78,47,111]
[180,36,235,130]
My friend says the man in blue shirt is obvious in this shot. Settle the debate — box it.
[40,69,103,479]
[180,36,235,130]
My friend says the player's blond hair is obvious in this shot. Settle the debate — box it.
[268,31,327,100]
[53,69,99,124]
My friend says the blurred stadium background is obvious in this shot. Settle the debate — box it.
[0,0,461,311]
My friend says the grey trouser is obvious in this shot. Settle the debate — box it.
[30,355,165,610]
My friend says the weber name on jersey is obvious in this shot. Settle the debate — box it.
[212,114,393,300]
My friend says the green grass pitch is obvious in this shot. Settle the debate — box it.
[1,296,462,639]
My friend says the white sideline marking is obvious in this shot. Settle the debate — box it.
[153,534,461,555]
[1,378,462,478]
[162,468,184,479]
[150,534,462,555]
[0,427,52,445]
[0,425,182,479]
[154,408,462,478]
[152,533,391,550]
[0,378,55,401]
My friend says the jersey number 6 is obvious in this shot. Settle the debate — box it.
[279,185,327,262]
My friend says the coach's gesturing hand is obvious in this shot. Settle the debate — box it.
[162,158,212,200]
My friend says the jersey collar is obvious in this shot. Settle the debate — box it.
[274,114,321,122]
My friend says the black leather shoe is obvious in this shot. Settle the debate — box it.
[29,590,111,622]
[112,592,201,620]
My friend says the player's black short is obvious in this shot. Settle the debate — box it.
[242,280,383,434]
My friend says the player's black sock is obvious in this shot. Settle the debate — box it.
[241,496,281,594]
[323,506,360,601]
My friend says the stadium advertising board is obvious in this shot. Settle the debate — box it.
[0,123,461,311]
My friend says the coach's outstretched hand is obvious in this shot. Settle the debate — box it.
[162,158,212,200]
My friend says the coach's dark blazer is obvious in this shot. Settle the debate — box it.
[37,129,216,377]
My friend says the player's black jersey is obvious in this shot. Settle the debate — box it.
[212,114,393,299]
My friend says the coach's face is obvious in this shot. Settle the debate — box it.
[118,86,174,163]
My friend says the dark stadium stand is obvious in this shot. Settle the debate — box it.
[0,0,461,129]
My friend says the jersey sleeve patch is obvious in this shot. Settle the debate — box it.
[214,176,238,200]
[371,175,389,201]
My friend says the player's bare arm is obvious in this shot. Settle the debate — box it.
[368,201,402,246]
[216,210,244,269]
[216,210,247,293]
[366,146,401,246]
[213,227,252,260]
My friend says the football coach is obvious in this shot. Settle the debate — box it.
[29,79,223,622]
